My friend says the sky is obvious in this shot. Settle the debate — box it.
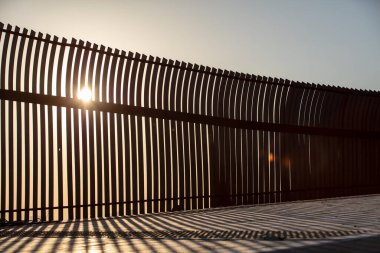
[0,0,379,91]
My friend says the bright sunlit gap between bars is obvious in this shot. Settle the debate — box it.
[78,87,92,102]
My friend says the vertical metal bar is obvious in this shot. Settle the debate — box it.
[188,64,199,209]
[374,99,380,192]
[199,121,208,208]
[157,58,167,212]
[210,69,223,207]
[302,83,313,199]
[80,42,91,219]
[256,76,264,203]
[246,75,255,204]
[182,120,190,210]
[275,79,285,202]
[194,65,205,209]
[267,78,276,203]
[217,70,228,205]
[318,88,330,198]
[215,70,227,206]
[56,37,66,220]
[193,66,204,115]
[47,36,58,221]
[283,81,294,200]
[87,43,97,218]
[136,54,147,214]
[0,24,11,222]
[101,47,112,217]
[148,57,160,213]
[355,93,366,193]
[372,98,380,191]
[288,82,303,200]
[15,28,27,221]
[324,91,335,197]
[23,29,35,221]
[361,94,371,194]
[143,55,153,213]
[200,67,211,208]
[175,115,185,211]
[311,86,323,198]
[39,33,51,221]
[180,64,192,210]
[163,60,173,212]
[72,40,84,219]
[239,75,249,204]
[129,53,139,107]
[230,72,239,205]
[174,62,186,211]
[334,92,345,197]
[225,72,235,205]
[128,53,140,214]
[122,52,134,215]
[94,45,105,217]
[305,84,317,199]
[234,73,244,205]
[7,26,21,222]
[115,50,126,216]
[204,68,216,208]
[199,66,210,117]
[150,115,159,213]
[244,75,252,203]
[108,48,119,216]
[250,76,260,204]
[31,32,43,221]
[261,76,269,203]
[64,39,76,220]
[169,61,180,210]
[341,93,352,196]
[280,80,291,201]
[0,25,5,224]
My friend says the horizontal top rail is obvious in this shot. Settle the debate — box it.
[1,24,379,98]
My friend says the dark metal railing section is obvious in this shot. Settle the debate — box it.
[0,22,379,222]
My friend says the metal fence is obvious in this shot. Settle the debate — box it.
[0,23,379,222]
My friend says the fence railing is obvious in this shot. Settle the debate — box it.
[0,22,379,222]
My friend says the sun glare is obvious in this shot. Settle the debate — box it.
[78,87,92,102]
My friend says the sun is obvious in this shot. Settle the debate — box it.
[78,87,92,102]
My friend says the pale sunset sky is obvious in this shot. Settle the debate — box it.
[1,0,379,91]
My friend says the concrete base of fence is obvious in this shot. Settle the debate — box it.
[1,194,380,252]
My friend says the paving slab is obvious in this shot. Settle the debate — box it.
[1,194,380,252]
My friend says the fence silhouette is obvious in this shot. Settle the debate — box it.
[0,23,379,222]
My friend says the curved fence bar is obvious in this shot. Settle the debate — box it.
[0,23,380,222]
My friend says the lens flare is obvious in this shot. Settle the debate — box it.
[269,152,274,162]
[78,87,92,102]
